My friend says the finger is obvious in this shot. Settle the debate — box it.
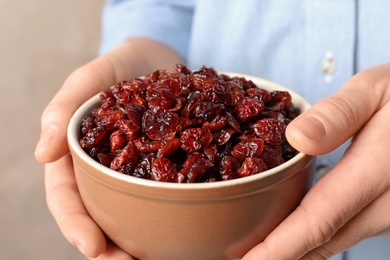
[286,64,390,155]
[35,39,182,163]
[303,189,390,259]
[34,53,124,163]
[302,100,390,259]
[242,167,382,260]
[243,100,390,260]
[45,154,106,258]
[89,240,136,260]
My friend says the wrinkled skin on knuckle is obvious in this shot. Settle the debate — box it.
[296,205,339,249]
[310,219,337,248]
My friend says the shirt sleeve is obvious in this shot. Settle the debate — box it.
[99,0,195,61]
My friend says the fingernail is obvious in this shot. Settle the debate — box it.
[34,127,56,159]
[291,116,326,141]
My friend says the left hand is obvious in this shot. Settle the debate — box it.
[243,63,390,259]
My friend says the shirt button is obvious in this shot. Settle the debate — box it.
[320,51,337,81]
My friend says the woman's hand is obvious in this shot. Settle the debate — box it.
[243,63,390,259]
[35,39,182,259]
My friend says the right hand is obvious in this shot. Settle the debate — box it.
[35,39,182,259]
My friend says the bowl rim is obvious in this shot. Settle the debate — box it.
[67,72,312,191]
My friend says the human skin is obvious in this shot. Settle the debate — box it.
[36,39,390,260]
[36,39,181,259]
[243,64,390,259]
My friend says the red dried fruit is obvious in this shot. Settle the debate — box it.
[226,111,241,133]
[182,153,204,169]
[79,65,298,183]
[97,153,112,167]
[151,158,177,182]
[191,101,224,125]
[157,138,180,158]
[225,82,245,107]
[237,158,267,177]
[98,109,126,129]
[116,119,140,141]
[208,115,227,131]
[281,141,298,161]
[186,158,214,183]
[234,97,264,122]
[252,118,286,144]
[133,137,163,153]
[220,156,240,180]
[110,142,139,175]
[125,104,144,127]
[214,128,236,146]
[231,138,264,161]
[142,106,179,140]
[133,155,153,179]
[80,116,95,135]
[246,88,271,103]
[203,145,217,162]
[180,128,203,153]
[261,145,284,168]
[80,126,107,150]
[110,130,127,152]
[181,91,202,117]
[269,91,292,111]
[147,84,174,109]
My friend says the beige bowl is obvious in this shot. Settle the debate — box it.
[67,73,315,260]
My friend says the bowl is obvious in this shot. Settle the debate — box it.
[67,72,316,260]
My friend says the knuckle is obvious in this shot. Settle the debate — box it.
[297,205,339,248]
[41,99,64,126]
[304,245,336,260]
[308,219,336,249]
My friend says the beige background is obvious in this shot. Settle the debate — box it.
[0,0,105,259]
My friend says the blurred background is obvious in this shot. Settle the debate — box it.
[0,0,105,259]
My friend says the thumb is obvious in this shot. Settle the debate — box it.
[286,67,387,155]
[34,56,119,163]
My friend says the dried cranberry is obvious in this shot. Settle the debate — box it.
[110,142,139,175]
[133,137,163,153]
[80,116,95,135]
[110,130,127,152]
[97,153,112,167]
[261,145,284,168]
[133,155,153,179]
[80,126,107,150]
[180,128,203,153]
[235,97,264,122]
[214,128,236,146]
[157,138,180,158]
[116,119,140,141]
[269,91,292,111]
[186,158,214,183]
[246,88,271,103]
[79,65,299,183]
[142,106,179,140]
[237,158,267,177]
[252,118,286,144]
[231,138,264,161]
[151,158,177,182]
[220,156,240,180]
[146,84,174,109]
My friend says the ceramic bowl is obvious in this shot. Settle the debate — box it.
[67,73,316,260]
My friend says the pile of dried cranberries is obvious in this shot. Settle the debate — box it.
[79,64,299,183]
